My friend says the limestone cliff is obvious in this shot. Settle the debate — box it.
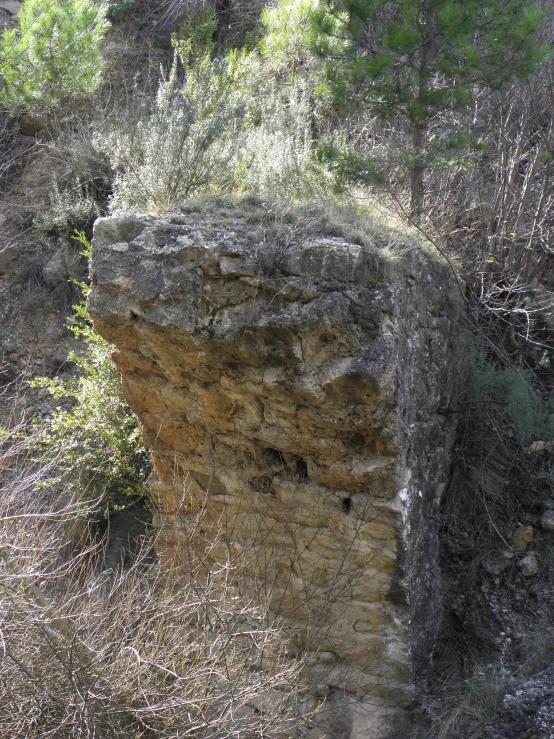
[88,200,462,739]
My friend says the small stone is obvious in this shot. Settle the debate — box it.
[18,134,36,148]
[511,525,534,553]
[541,509,554,531]
[2,339,18,353]
[519,552,539,577]
[529,440,546,454]
[42,252,68,287]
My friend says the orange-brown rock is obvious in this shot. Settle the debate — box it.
[89,202,462,738]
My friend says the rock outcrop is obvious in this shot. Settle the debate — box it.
[88,200,462,739]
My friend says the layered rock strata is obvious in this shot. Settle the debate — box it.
[88,202,462,739]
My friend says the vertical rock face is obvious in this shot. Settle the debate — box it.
[88,202,462,739]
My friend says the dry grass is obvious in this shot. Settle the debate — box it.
[0,423,309,739]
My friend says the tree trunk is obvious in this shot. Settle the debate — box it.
[410,127,426,223]
[410,2,433,223]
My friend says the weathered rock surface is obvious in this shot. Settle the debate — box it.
[88,201,462,739]
[519,552,540,577]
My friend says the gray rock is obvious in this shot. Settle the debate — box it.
[519,552,539,577]
[484,550,514,576]
[18,134,36,148]
[541,509,554,531]
[2,338,18,353]
[42,252,68,287]
[484,662,554,739]
[0,0,21,15]
[19,113,46,137]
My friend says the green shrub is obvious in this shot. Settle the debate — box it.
[443,341,554,542]
[91,7,337,213]
[31,262,150,515]
[31,190,101,301]
[237,73,336,200]
[468,349,554,445]
[260,0,317,69]
[233,0,338,199]
[0,0,110,113]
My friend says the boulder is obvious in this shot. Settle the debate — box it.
[88,201,463,739]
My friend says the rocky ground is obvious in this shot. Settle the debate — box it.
[485,662,554,739]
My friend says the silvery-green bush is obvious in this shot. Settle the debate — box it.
[96,15,248,212]
[94,7,337,213]
[237,72,335,200]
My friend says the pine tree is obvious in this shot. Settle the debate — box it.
[0,0,110,113]
[311,0,550,219]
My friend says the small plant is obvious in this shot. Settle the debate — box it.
[31,241,150,515]
[468,348,554,445]
[107,0,143,20]
[0,0,110,113]
[237,74,335,200]
[260,0,322,70]
[443,340,554,537]
[432,670,508,739]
